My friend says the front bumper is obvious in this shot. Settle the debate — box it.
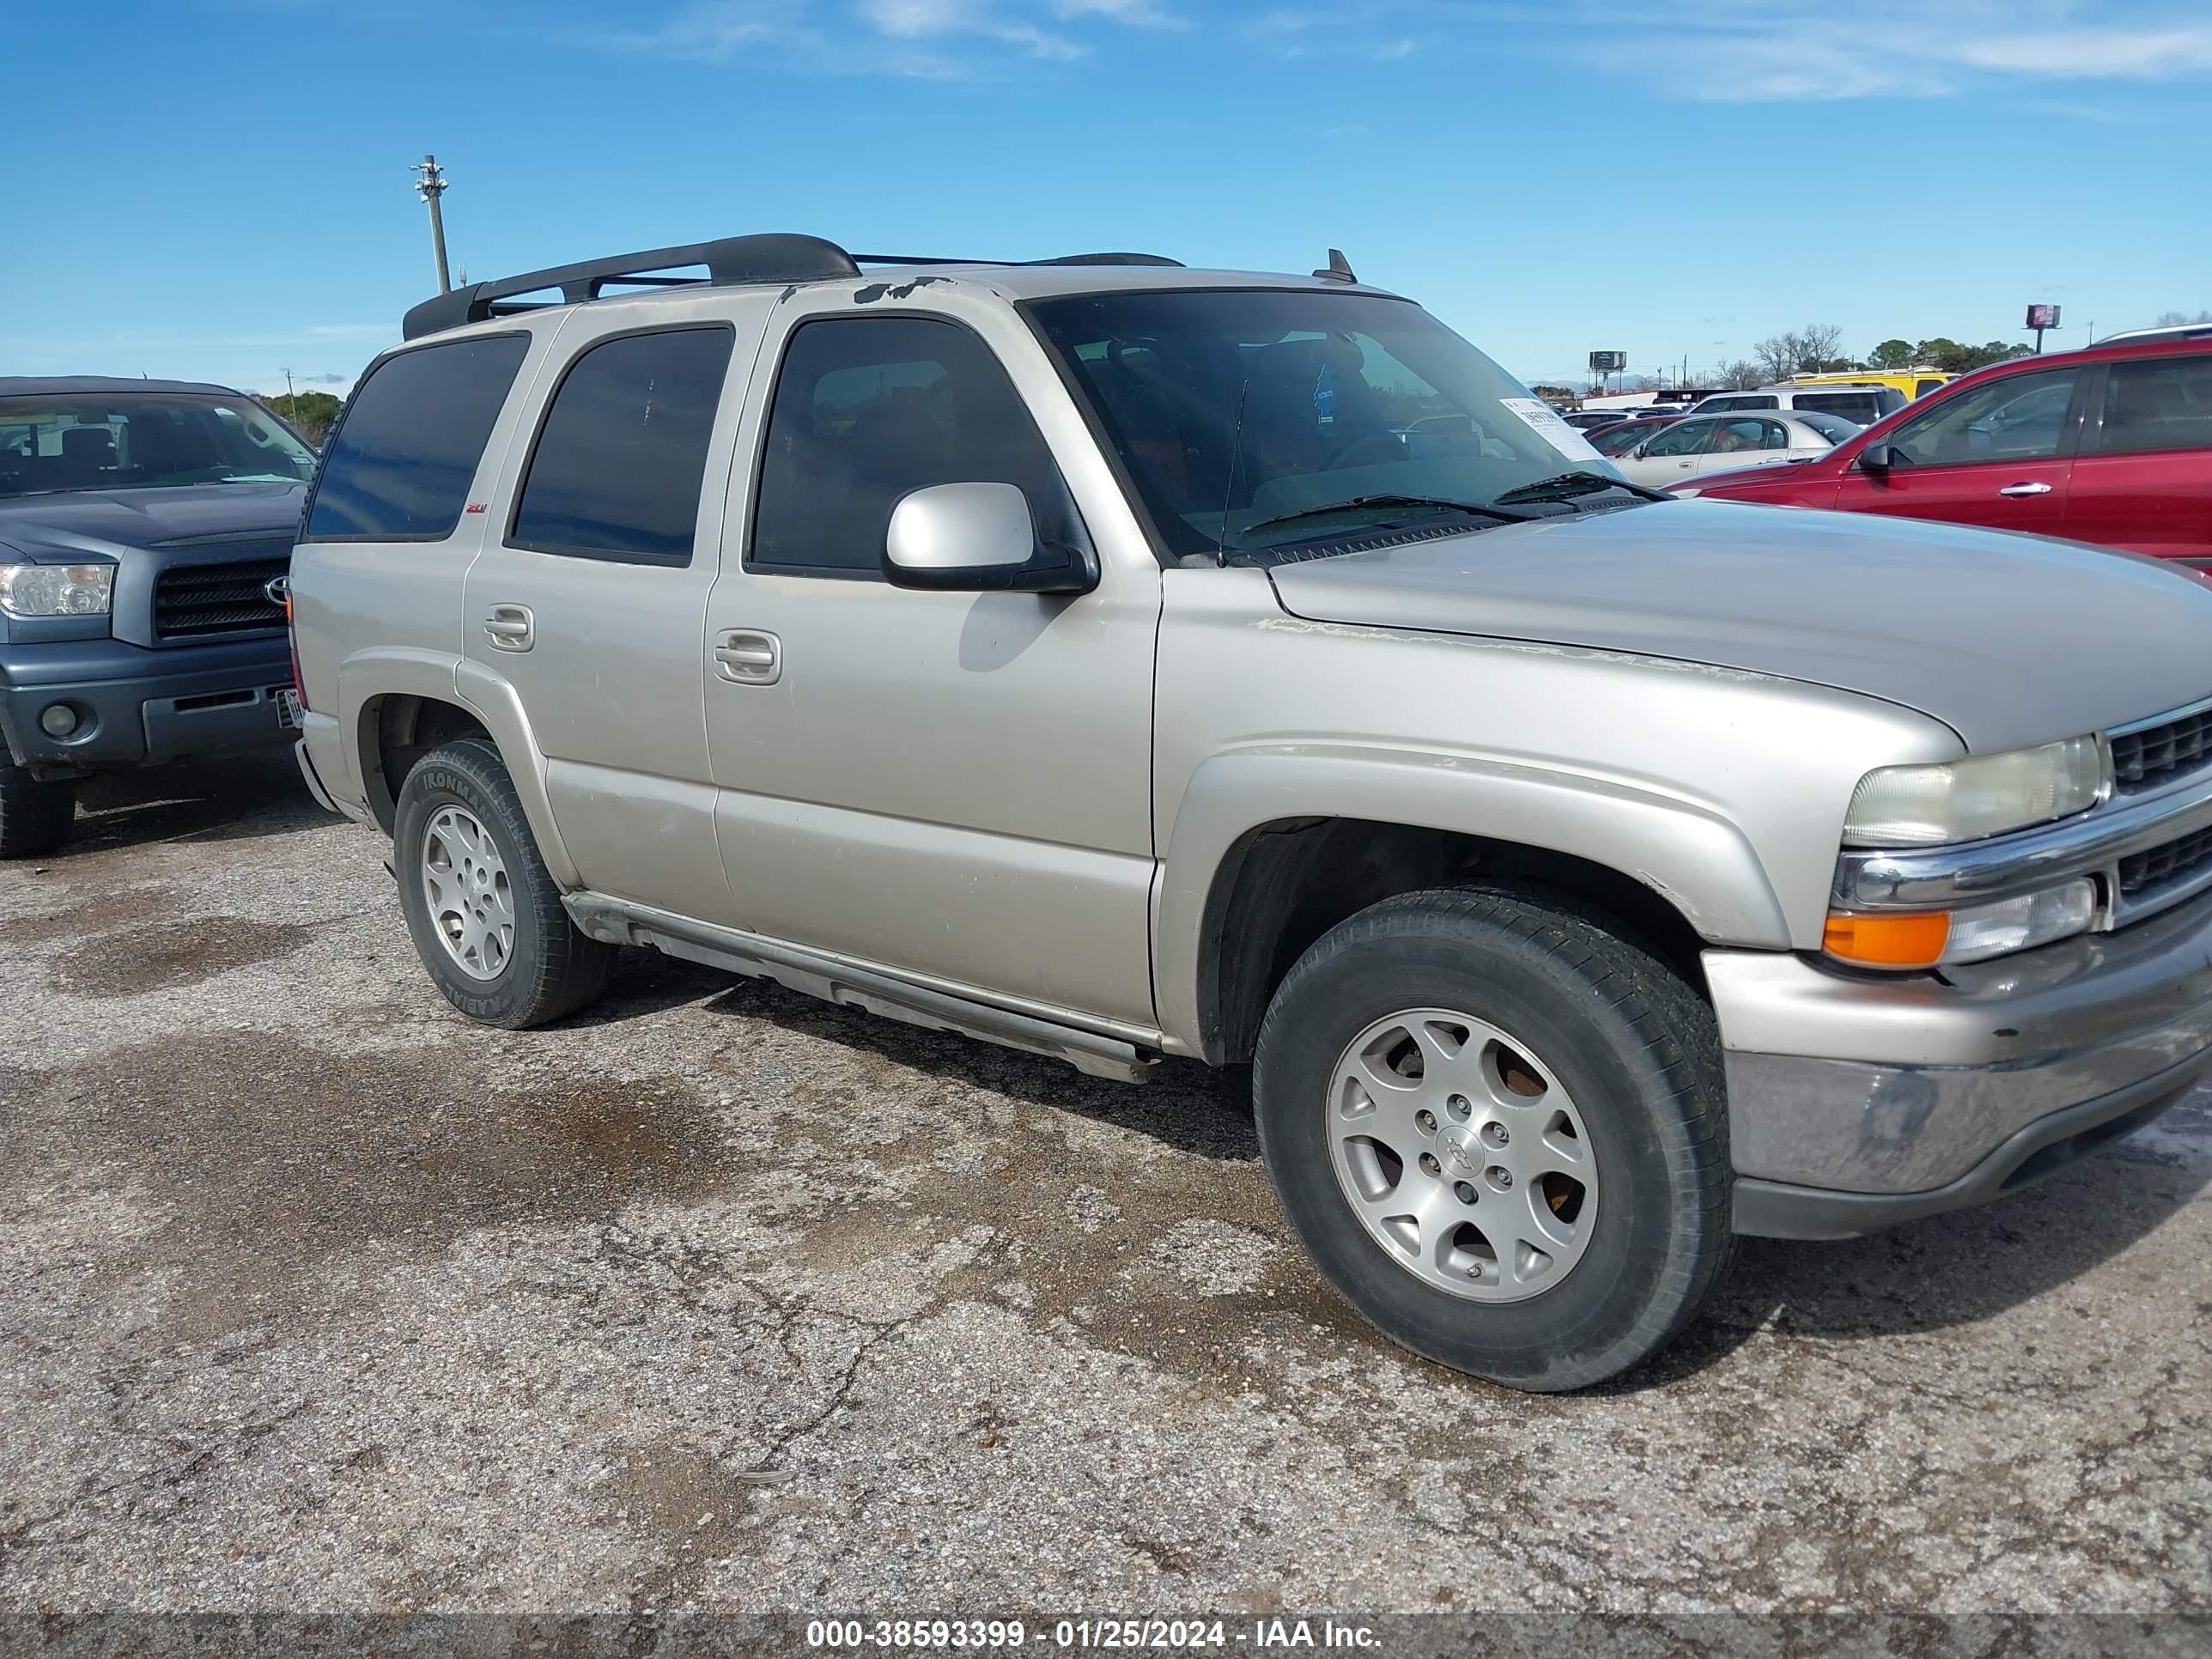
[1709,888,2212,1237]
[0,633,293,775]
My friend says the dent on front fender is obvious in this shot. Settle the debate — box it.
[1148,743,1793,1054]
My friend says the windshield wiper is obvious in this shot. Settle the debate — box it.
[1241,493,1534,540]
[1491,470,1673,507]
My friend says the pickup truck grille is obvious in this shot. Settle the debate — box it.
[154,558,288,640]
[2111,703,2212,796]
[2118,824,2212,899]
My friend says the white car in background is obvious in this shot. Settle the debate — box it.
[1610,410,1857,489]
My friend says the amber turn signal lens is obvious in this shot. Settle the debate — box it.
[1823,909,1952,969]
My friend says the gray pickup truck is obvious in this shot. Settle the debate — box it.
[289,234,2212,1390]
[1,377,313,855]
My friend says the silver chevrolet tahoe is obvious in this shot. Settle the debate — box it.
[289,234,2212,1391]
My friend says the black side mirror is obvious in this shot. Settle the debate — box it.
[1860,441,1893,473]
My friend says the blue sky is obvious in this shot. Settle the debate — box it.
[10,1,2211,397]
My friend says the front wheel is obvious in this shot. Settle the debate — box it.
[0,753,76,859]
[392,738,612,1028]
[1253,886,1732,1392]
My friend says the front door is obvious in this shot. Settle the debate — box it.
[1615,416,1717,486]
[462,294,768,926]
[699,294,1162,1028]
[1835,364,2085,537]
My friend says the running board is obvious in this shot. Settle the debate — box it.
[563,892,1160,1083]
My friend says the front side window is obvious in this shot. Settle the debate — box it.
[750,314,1075,575]
[306,334,530,540]
[1029,289,1636,562]
[0,393,317,499]
[1590,422,1659,457]
[1890,368,2080,467]
[509,326,734,566]
[1643,420,1713,458]
[2094,356,2212,456]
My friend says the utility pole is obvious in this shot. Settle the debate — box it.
[282,368,295,402]
[412,154,452,295]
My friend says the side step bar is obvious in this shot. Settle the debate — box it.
[563,892,1160,1083]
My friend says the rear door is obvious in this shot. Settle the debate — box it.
[2063,353,2212,562]
[461,295,765,924]
[1832,365,2085,536]
[1614,416,1716,484]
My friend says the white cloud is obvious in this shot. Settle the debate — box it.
[606,0,1187,75]
[1571,2,2212,102]
[1371,35,1414,60]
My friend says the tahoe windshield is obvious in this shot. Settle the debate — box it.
[1029,290,1632,561]
[0,394,319,499]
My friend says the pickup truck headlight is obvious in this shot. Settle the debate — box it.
[1825,878,2098,969]
[0,562,114,619]
[1841,737,2104,848]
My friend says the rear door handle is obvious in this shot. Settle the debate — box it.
[483,604,534,651]
[714,629,781,686]
[1998,481,2054,497]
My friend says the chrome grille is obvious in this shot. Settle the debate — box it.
[153,558,288,639]
[2111,702,2212,796]
[2118,824,2212,899]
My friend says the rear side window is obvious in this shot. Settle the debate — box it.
[509,326,735,566]
[1914,378,1947,399]
[750,314,1073,576]
[1797,392,1887,424]
[305,334,529,540]
[2094,356,2212,456]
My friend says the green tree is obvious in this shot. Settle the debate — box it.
[1869,338,1917,370]
[263,390,342,443]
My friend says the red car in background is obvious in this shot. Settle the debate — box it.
[1671,326,2212,566]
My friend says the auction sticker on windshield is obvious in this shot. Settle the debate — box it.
[1498,398,1603,461]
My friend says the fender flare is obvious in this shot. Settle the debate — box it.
[1152,744,1792,1054]
[336,648,580,890]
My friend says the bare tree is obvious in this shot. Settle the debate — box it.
[1753,324,1849,382]
[2154,310,2212,326]
[1719,359,1765,390]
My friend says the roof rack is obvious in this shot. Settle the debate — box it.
[399,235,1184,339]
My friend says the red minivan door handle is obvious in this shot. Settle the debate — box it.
[1998,482,2054,497]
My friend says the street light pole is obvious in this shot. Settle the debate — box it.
[412,154,452,295]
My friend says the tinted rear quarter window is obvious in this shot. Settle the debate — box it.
[306,334,530,540]
[2095,355,2212,456]
[508,326,735,565]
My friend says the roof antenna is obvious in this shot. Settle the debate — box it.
[1313,248,1357,284]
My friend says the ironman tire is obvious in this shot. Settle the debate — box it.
[1253,884,1732,1392]
[392,737,612,1028]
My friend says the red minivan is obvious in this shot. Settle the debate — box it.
[1674,326,2212,566]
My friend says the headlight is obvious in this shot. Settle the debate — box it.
[1842,737,2104,848]
[1825,878,2098,969]
[0,562,114,619]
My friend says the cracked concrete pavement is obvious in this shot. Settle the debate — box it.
[2,754,2208,1617]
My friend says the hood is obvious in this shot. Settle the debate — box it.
[0,482,304,561]
[1264,499,2212,753]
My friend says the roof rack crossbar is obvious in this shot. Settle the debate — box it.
[402,237,1185,340]
[403,233,862,339]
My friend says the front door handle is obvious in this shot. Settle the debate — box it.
[1998,481,2054,497]
[483,604,534,651]
[714,629,781,686]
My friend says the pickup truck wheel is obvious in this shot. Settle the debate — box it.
[0,755,76,859]
[1253,886,1730,1392]
[392,738,612,1028]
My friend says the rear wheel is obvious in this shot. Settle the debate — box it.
[1253,885,1731,1392]
[0,754,76,859]
[393,738,611,1027]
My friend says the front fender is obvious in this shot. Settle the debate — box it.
[1151,742,1791,1054]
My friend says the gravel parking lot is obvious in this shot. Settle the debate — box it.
[2,754,2208,1620]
